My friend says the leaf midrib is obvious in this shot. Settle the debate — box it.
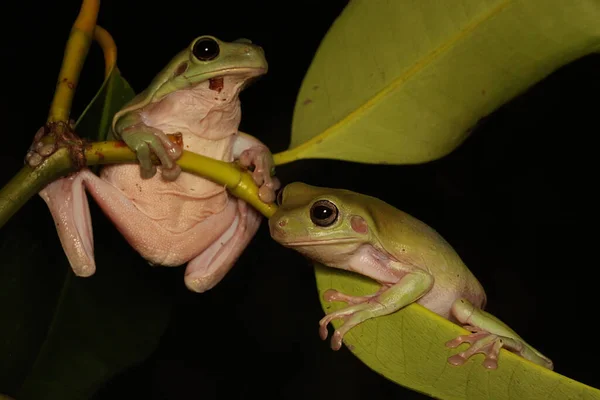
[286,0,512,157]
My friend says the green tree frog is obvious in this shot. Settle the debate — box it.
[269,182,553,370]
[36,36,279,293]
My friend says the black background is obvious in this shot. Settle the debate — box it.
[1,1,598,399]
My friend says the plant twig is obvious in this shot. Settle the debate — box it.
[0,142,278,229]
[94,25,117,79]
[48,0,100,123]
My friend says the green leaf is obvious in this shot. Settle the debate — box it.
[0,67,175,399]
[76,66,134,142]
[274,0,600,166]
[316,264,600,399]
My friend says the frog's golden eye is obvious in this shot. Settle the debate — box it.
[193,38,220,61]
[310,200,338,227]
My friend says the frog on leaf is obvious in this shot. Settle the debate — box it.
[269,182,552,370]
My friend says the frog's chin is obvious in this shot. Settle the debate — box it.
[220,67,266,91]
[241,74,264,90]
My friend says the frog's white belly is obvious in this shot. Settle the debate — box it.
[101,132,236,235]
[417,279,485,319]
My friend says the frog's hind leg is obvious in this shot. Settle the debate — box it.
[40,170,97,277]
[40,168,162,277]
[445,298,553,370]
[184,198,261,293]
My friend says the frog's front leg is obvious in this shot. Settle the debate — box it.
[322,286,389,305]
[183,198,262,293]
[446,298,553,370]
[233,132,280,203]
[320,260,433,350]
[114,113,182,181]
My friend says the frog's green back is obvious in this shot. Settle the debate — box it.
[352,191,470,273]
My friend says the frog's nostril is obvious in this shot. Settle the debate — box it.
[268,217,288,239]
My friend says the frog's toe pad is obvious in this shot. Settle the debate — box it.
[318,321,344,351]
[25,151,43,167]
[330,330,344,351]
[161,164,181,181]
[25,141,57,167]
[319,310,349,346]
[258,184,276,204]
[446,331,502,369]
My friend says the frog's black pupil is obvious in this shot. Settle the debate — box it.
[310,200,338,226]
[314,206,332,220]
[193,38,220,61]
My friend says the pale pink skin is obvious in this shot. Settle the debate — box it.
[39,73,277,293]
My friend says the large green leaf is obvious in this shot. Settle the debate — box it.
[273,0,600,166]
[316,265,600,399]
[0,67,176,399]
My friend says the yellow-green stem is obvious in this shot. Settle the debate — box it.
[94,25,117,78]
[48,0,99,123]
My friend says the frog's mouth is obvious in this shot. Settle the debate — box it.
[188,67,267,96]
[186,66,267,83]
[279,238,362,247]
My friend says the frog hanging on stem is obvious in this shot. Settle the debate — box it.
[29,35,280,293]
[269,182,553,370]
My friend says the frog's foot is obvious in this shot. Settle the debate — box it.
[184,199,262,293]
[320,283,403,351]
[121,125,183,181]
[446,329,555,370]
[25,127,57,167]
[39,171,96,277]
[446,298,554,370]
[320,287,390,349]
[25,121,82,168]
[446,331,505,369]
[237,146,280,203]
[319,298,392,351]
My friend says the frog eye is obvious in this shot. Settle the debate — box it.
[310,200,338,227]
[192,37,220,61]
